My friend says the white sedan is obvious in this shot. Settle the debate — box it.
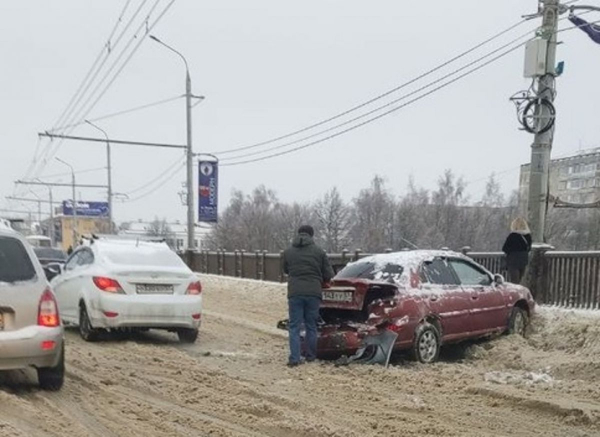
[51,239,202,343]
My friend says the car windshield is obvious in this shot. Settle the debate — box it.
[34,248,66,261]
[0,236,37,283]
[101,244,186,268]
[336,261,403,282]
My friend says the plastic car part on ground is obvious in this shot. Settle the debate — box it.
[334,330,398,368]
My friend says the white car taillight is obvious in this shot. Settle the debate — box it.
[93,276,125,294]
[186,281,202,295]
[38,288,60,327]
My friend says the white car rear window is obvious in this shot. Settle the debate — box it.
[0,237,37,283]
[102,246,186,268]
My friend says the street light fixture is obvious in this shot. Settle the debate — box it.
[150,34,197,252]
[55,157,78,248]
[85,120,113,234]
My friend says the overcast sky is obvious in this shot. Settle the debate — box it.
[1,1,599,224]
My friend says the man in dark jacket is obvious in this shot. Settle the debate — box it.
[283,225,334,367]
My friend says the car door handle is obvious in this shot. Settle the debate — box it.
[471,295,479,300]
[430,296,439,302]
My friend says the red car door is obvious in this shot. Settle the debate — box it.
[420,258,474,342]
[448,259,508,335]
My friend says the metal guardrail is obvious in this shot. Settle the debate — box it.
[184,249,600,310]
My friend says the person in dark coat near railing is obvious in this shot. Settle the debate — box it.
[502,217,533,284]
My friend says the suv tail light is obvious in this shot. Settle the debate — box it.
[93,276,124,293]
[186,281,202,295]
[38,288,60,327]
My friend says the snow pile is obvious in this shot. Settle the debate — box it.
[484,370,556,386]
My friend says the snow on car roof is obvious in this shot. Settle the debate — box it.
[355,249,468,270]
[92,239,188,270]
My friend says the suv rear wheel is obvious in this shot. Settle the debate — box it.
[38,344,64,391]
[79,304,99,342]
[177,328,199,344]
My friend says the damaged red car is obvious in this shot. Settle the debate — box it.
[317,250,535,363]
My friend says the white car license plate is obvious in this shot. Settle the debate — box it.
[323,291,353,303]
[136,284,174,295]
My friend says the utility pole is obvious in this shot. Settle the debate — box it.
[150,35,197,251]
[85,121,113,234]
[185,65,194,250]
[49,186,54,245]
[56,158,78,248]
[527,0,560,243]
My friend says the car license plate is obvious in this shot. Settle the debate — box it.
[136,284,174,295]
[323,291,353,303]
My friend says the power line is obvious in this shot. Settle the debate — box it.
[50,95,182,132]
[25,0,172,186]
[221,42,527,167]
[220,28,536,163]
[220,17,600,167]
[34,0,163,173]
[37,167,107,180]
[211,18,530,157]
[21,1,140,183]
[124,161,186,202]
[50,0,150,136]
[124,155,185,195]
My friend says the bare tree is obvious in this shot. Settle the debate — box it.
[313,187,351,252]
[351,176,395,252]
[146,217,176,248]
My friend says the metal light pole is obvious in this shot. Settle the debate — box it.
[150,35,196,251]
[85,120,113,234]
[56,157,78,248]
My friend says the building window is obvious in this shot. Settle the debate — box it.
[177,239,184,249]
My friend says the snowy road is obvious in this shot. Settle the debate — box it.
[0,275,599,437]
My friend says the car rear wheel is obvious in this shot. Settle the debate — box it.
[177,328,199,344]
[79,304,99,342]
[508,307,528,336]
[412,322,441,364]
[38,344,65,391]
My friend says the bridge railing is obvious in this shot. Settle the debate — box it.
[184,248,600,310]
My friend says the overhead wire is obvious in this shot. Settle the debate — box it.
[219,27,537,163]
[27,0,174,185]
[50,95,182,132]
[220,15,600,167]
[211,18,530,157]
[21,0,138,183]
[124,160,186,202]
[221,44,528,167]
[124,155,185,196]
[12,0,178,213]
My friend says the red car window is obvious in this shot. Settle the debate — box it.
[421,258,459,285]
[449,260,492,286]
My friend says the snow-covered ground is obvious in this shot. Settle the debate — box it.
[0,274,598,437]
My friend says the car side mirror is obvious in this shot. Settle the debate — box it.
[44,263,62,281]
[493,274,504,285]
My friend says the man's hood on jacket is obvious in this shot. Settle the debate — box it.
[292,233,314,247]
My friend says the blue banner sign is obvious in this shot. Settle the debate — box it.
[198,161,218,223]
[62,201,109,217]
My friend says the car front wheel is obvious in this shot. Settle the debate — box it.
[177,328,199,344]
[412,322,441,364]
[508,307,528,336]
[38,344,65,391]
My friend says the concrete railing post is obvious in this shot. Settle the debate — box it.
[524,244,554,303]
